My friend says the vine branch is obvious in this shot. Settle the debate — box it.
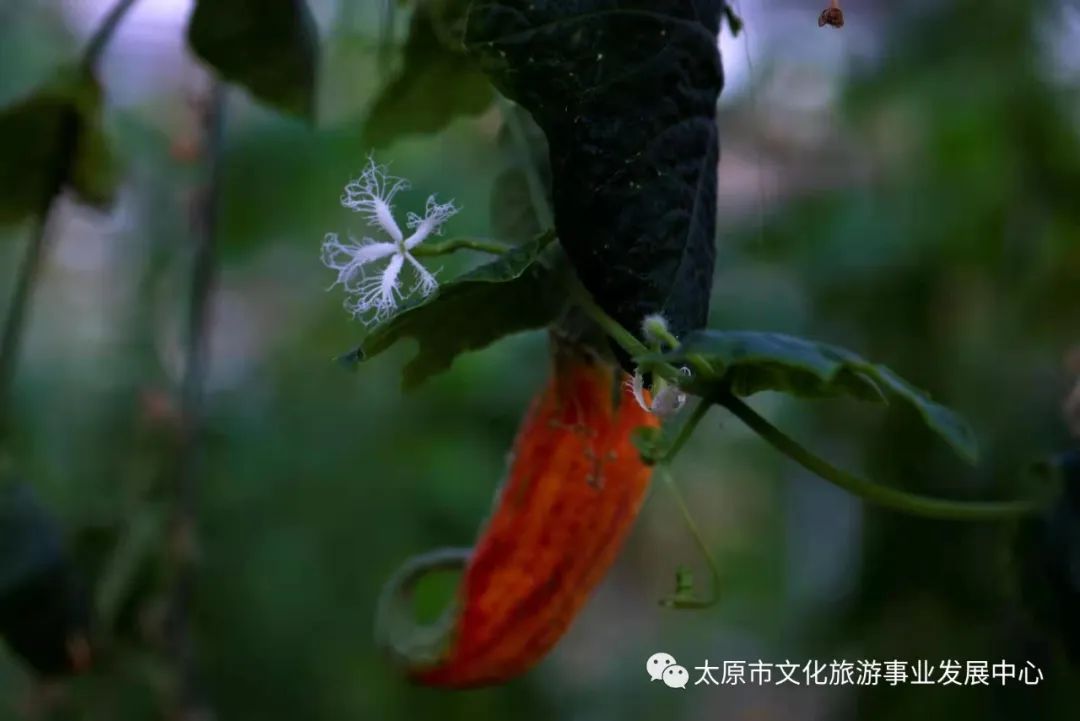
[166,81,226,719]
[662,397,712,463]
[82,0,141,70]
[718,389,1046,521]
[410,237,510,257]
[656,465,722,609]
[0,127,73,440]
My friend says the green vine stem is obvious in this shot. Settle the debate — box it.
[410,237,510,257]
[662,397,712,463]
[82,0,141,71]
[656,465,722,609]
[0,154,70,440]
[375,547,469,666]
[166,81,227,719]
[565,272,651,359]
[647,323,681,352]
[718,389,1048,521]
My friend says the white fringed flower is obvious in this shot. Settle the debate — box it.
[629,367,691,418]
[322,157,458,325]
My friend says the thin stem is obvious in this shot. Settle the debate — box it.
[410,237,510,257]
[565,270,719,382]
[719,390,1047,521]
[0,113,77,443]
[0,216,51,440]
[168,81,226,718]
[375,547,469,665]
[566,273,649,358]
[82,0,141,70]
[663,398,712,463]
[644,319,681,351]
[657,465,721,609]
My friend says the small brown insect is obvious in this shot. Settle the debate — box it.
[819,1,844,28]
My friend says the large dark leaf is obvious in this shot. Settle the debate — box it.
[340,233,562,389]
[188,0,319,119]
[0,70,116,226]
[465,1,724,345]
[644,330,980,463]
[364,2,494,146]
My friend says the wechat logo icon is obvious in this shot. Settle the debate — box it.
[647,652,688,689]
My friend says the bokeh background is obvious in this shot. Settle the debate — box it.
[2,0,1080,719]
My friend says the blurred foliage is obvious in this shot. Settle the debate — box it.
[363,0,493,147]
[0,0,1079,720]
[188,0,319,119]
[0,69,115,225]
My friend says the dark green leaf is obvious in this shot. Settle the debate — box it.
[646,330,979,463]
[188,0,319,119]
[0,94,70,224]
[364,2,493,146]
[0,70,115,225]
[69,95,118,208]
[341,233,562,389]
[648,331,885,401]
[466,1,725,344]
[855,363,980,466]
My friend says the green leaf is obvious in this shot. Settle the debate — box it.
[69,94,118,208]
[188,0,319,119]
[645,330,979,463]
[340,232,561,390]
[0,70,116,225]
[364,1,493,146]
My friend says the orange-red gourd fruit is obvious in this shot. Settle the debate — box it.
[380,339,658,688]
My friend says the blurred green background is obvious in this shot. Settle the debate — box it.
[1,0,1079,719]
